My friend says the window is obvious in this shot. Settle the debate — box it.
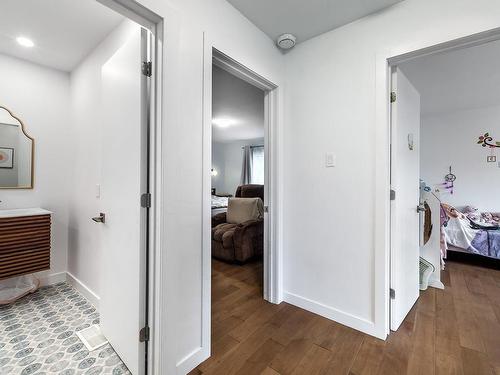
[251,146,264,184]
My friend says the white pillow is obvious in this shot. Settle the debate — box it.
[226,198,264,224]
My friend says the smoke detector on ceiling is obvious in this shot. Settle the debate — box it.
[276,34,296,50]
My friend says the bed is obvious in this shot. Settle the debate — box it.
[442,204,500,259]
[211,195,228,216]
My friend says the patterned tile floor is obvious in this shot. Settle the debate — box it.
[0,282,131,374]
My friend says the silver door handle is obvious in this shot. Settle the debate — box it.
[417,205,426,213]
[92,213,106,223]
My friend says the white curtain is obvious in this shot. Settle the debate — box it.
[240,145,252,185]
[251,146,264,185]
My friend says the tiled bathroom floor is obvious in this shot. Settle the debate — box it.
[0,282,130,374]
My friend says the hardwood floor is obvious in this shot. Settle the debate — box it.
[192,259,500,375]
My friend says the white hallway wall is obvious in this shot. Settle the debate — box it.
[0,53,71,283]
[283,0,500,339]
[68,20,140,303]
[421,105,500,212]
[132,0,285,372]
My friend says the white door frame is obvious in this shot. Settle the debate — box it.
[202,39,282,357]
[375,26,500,337]
[96,1,162,373]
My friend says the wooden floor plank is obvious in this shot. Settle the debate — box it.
[349,337,386,375]
[197,334,240,372]
[406,310,436,375]
[261,366,281,375]
[319,326,364,375]
[236,338,284,375]
[194,259,500,375]
[375,320,415,375]
[461,347,495,375]
[435,351,464,375]
[289,344,332,375]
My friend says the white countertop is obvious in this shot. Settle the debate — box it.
[0,208,52,218]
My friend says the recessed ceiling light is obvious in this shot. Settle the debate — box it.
[212,118,236,128]
[16,36,34,48]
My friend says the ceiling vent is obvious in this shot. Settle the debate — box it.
[276,34,296,50]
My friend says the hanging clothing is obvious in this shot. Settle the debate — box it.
[423,202,432,245]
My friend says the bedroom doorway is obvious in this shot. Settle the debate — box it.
[210,58,267,303]
[200,47,280,365]
[388,34,500,332]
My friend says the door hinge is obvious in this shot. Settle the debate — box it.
[390,189,396,201]
[139,326,150,342]
[390,91,396,103]
[390,288,395,299]
[142,61,152,77]
[141,193,151,208]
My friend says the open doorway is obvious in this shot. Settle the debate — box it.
[197,48,280,369]
[210,62,266,296]
[389,36,500,337]
[0,1,160,374]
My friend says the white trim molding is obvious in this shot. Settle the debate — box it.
[283,292,382,339]
[35,270,101,311]
[66,271,101,310]
[36,271,67,287]
[175,347,206,375]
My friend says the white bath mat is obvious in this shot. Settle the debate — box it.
[76,325,108,351]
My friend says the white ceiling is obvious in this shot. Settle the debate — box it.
[400,39,500,116]
[226,0,403,45]
[0,0,124,72]
[212,65,265,143]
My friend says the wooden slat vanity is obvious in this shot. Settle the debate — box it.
[0,208,51,280]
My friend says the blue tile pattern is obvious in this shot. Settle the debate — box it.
[0,282,131,374]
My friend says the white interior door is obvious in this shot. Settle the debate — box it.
[100,26,148,375]
[390,67,421,331]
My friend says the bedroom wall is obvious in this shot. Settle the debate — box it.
[421,105,500,212]
[67,20,140,304]
[211,141,226,193]
[283,0,500,338]
[212,137,264,195]
[0,53,71,284]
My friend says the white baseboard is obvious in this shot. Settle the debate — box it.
[284,291,384,339]
[429,278,445,290]
[176,346,209,375]
[66,271,100,310]
[36,271,67,287]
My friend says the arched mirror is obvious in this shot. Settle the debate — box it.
[0,106,34,189]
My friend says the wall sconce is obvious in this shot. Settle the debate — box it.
[211,168,218,176]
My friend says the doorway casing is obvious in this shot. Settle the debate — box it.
[376,26,500,337]
[201,41,282,362]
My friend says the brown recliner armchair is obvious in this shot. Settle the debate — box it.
[212,184,264,263]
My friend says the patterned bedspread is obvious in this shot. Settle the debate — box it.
[444,214,500,259]
[470,230,500,258]
[211,195,228,209]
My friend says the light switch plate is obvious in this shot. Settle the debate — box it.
[95,184,101,198]
[325,152,336,167]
